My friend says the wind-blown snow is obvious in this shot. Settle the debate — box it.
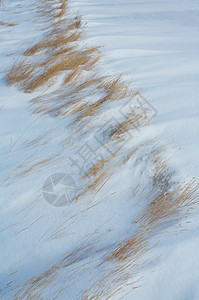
[70,0,199,299]
[0,0,199,299]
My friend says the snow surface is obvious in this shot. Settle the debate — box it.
[70,0,199,299]
[0,0,199,299]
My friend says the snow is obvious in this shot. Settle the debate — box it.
[0,0,199,299]
[70,0,199,177]
[70,0,199,299]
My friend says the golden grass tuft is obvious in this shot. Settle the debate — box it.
[6,27,101,93]
[107,231,149,262]
[6,0,101,94]
[0,21,17,27]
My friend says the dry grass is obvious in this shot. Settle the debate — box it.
[81,145,198,299]
[75,76,130,122]
[6,32,101,93]
[76,154,115,200]
[103,147,198,266]
[6,0,100,94]
[135,150,198,232]
[0,21,17,27]
[6,0,146,132]
[14,244,96,300]
[9,140,198,299]
[109,108,147,139]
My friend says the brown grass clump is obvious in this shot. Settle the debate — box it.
[110,108,147,139]
[107,231,149,262]
[74,76,130,122]
[6,30,101,92]
[0,21,17,27]
[5,0,101,94]
[76,154,115,200]
[35,0,69,21]
[135,150,198,232]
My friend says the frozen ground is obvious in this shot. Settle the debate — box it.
[0,0,199,299]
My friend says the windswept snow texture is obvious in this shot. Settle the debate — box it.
[71,0,199,176]
[0,0,199,299]
[70,0,199,299]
